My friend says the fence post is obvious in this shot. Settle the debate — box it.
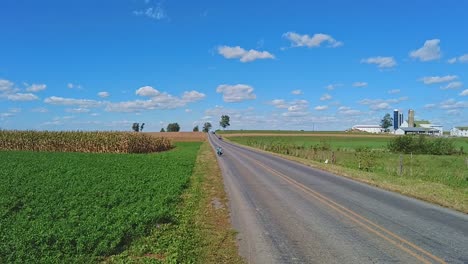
[465,157,468,168]
[399,154,403,176]
[332,151,336,164]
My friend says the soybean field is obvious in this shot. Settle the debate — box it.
[0,142,201,263]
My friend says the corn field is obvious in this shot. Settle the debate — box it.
[0,130,173,153]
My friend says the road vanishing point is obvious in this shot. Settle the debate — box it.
[209,134,468,264]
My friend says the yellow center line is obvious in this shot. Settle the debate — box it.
[228,146,446,264]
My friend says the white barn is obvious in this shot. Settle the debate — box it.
[450,127,468,137]
[352,125,383,134]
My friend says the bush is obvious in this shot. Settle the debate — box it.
[355,147,376,171]
[388,135,456,155]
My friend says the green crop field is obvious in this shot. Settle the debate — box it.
[228,135,468,212]
[0,142,201,263]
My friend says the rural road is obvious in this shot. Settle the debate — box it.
[209,134,468,264]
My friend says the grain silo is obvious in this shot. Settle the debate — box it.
[408,109,415,127]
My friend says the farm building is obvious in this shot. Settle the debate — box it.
[450,127,468,137]
[351,125,383,133]
[395,127,440,136]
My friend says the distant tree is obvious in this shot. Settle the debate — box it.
[160,128,165,132]
[132,123,140,132]
[193,125,199,132]
[167,123,180,132]
[380,113,393,132]
[140,123,145,132]
[202,122,212,133]
[220,115,230,130]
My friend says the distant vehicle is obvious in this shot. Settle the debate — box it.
[218,136,222,140]
[211,131,216,134]
[216,147,223,156]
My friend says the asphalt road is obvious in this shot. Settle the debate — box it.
[209,134,468,264]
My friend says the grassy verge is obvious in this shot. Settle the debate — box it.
[225,137,468,214]
[0,142,200,263]
[106,141,244,263]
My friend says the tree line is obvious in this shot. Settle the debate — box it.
[131,115,231,133]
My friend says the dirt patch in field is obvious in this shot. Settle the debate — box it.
[223,133,394,138]
[146,132,207,142]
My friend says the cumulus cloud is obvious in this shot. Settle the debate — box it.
[26,84,46,92]
[460,89,468,96]
[337,106,362,116]
[291,89,302,95]
[420,75,458,84]
[359,97,408,110]
[98,91,110,98]
[320,93,332,101]
[0,79,16,93]
[314,105,329,111]
[6,93,39,101]
[66,108,91,113]
[67,83,83,89]
[44,96,102,108]
[441,82,463,90]
[388,89,400,94]
[182,90,206,102]
[352,82,368,87]
[361,56,397,68]
[218,46,275,62]
[283,32,343,48]
[136,86,160,97]
[447,54,468,64]
[326,83,342,90]
[106,88,205,113]
[409,39,441,61]
[216,84,256,102]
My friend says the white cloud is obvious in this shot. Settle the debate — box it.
[44,96,102,108]
[359,97,408,110]
[218,46,275,62]
[441,82,463,90]
[420,75,458,84]
[460,54,468,63]
[371,102,391,110]
[424,104,436,109]
[106,88,205,113]
[320,93,332,101]
[185,109,192,113]
[448,54,468,64]
[337,106,362,116]
[326,83,342,90]
[133,5,166,20]
[388,89,400,94]
[439,99,468,109]
[291,89,302,95]
[0,79,15,92]
[283,32,343,48]
[460,89,468,96]
[66,108,91,113]
[269,99,288,109]
[182,90,206,102]
[361,56,397,68]
[314,105,328,111]
[98,91,110,98]
[67,83,82,89]
[216,84,256,102]
[352,82,368,87]
[6,93,39,101]
[26,84,46,92]
[409,39,441,61]
[136,86,160,97]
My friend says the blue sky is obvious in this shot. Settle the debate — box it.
[1,0,467,131]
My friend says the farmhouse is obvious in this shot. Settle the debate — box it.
[450,127,468,137]
[395,127,440,136]
[351,125,383,133]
